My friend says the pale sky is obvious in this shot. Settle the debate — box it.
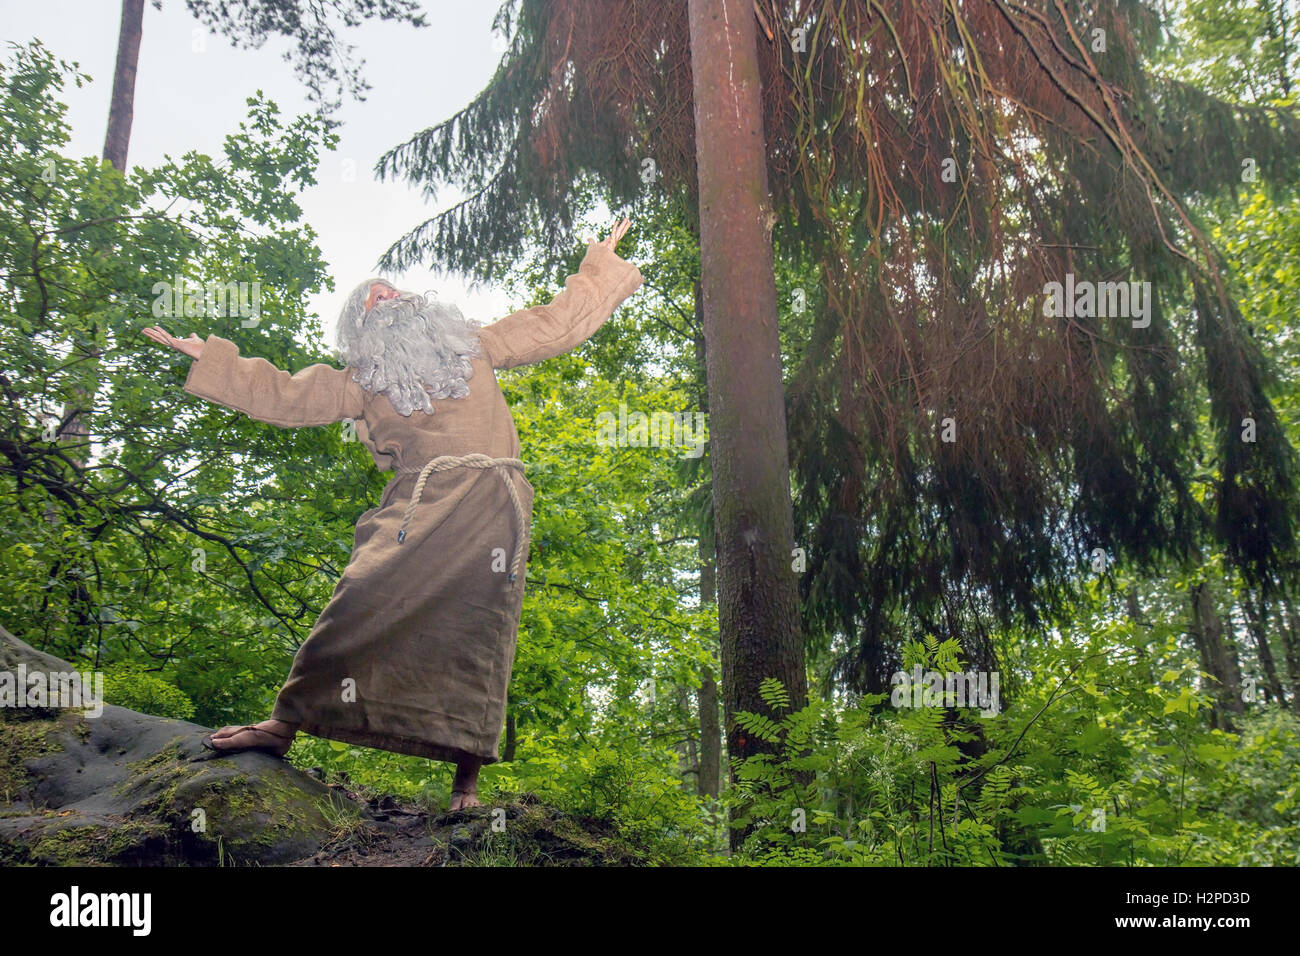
[3,0,570,346]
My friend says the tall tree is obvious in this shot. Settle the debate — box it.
[1189,581,1246,727]
[58,0,147,469]
[103,0,145,173]
[687,0,808,840]
[694,288,722,799]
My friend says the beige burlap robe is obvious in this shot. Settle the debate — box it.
[183,242,643,763]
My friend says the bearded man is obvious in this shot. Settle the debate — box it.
[142,218,640,809]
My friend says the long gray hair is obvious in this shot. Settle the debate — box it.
[336,277,485,416]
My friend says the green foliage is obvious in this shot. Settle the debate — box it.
[729,590,1300,866]
[495,353,716,748]
[1159,0,1299,105]
[494,733,710,865]
[0,39,364,731]
[102,664,196,721]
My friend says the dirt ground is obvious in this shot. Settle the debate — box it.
[290,788,650,867]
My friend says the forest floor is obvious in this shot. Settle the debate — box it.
[289,786,651,867]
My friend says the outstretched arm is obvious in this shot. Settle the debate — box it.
[476,218,643,370]
[142,327,364,427]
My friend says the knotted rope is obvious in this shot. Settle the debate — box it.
[395,454,528,583]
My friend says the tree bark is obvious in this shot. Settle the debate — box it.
[56,0,145,467]
[687,0,808,851]
[104,0,145,173]
[1188,582,1245,728]
[697,545,722,798]
[1242,590,1285,706]
[680,685,699,781]
[1126,585,1155,686]
[691,275,723,801]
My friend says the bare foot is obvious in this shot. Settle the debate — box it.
[449,789,481,811]
[450,755,483,810]
[204,719,297,756]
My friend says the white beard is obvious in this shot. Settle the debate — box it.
[336,287,484,416]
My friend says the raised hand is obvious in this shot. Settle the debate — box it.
[141,326,204,360]
[587,217,632,254]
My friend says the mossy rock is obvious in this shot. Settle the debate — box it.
[0,626,358,866]
[1,815,173,866]
[0,710,67,805]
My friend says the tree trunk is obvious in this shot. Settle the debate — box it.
[697,544,722,798]
[1242,590,1285,706]
[691,275,723,801]
[680,685,699,781]
[1126,585,1155,686]
[1188,582,1245,728]
[104,0,145,173]
[56,0,145,466]
[687,0,808,851]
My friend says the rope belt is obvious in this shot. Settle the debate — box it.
[395,454,528,583]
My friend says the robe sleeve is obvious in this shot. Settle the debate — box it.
[475,241,643,370]
[182,334,365,427]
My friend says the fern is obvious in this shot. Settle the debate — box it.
[735,710,784,743]
[758,677,791,711]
